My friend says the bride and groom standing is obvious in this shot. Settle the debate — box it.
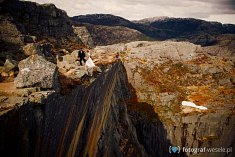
[78,48,96,76]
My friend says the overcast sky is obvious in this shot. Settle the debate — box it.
[28,0,235,24]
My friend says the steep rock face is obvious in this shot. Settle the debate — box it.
[94,41,235,157]
[0,0,84,82]
[0,0,73,38]
[0,15,24,51]
[73,26,94,48]
[84,24,147,46]
[0,62,173,157]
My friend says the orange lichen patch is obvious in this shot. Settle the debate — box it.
[137,59,147,64]
[197,135,219,142]
[188,92,212,105]
[218,87,235,95]
[186,54,232,68]
[186,84,235,106]
[139,62,190,94]
[186,54,210,64]
[124,57,148,65]
[0,82,16,91]
[92,52,117,65]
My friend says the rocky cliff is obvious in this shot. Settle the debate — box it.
[0,62,174,157]
[0,39,234,157]
[0,0,82,55]
[93,41,235,157]
[0,0,84,82]
[73,24,148,46]
[1,0,73,38]
[0,1,235,157]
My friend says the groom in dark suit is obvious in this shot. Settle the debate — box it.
[78,48,86,66]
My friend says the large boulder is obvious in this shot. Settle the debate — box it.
[14,55,59,90]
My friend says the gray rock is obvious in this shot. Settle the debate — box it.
[1,59,18,73]
[73,68,87,78]
[219,78,231,86]
[1,0,74,38]
[0,15,24,51]
[14,55,59,90]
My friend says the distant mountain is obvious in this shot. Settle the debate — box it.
[149,18,235,36]
[72,14,168,41]
[72,14,235,46]
[72,14,134,27]
[132,16,169,24]
[72,14,155,46]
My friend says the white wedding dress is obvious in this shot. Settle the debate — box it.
[85,54,95,68]
[85,53,95,76]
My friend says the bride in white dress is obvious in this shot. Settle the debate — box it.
[85,51,95,76]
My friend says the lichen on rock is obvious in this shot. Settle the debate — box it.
[14,54,59,90]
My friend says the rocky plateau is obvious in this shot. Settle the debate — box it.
[0,0,234,157]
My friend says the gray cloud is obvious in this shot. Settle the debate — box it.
[28,0,235,24]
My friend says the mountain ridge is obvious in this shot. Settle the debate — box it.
[72,14,235,46]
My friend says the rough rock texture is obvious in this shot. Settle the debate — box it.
[14,55,59,90]
[201,34,235,59]
[56,51,102,93]
[95,41,201,62]
[0,38,234,157]
[0,62,173,157]
[22,43,54,61]
[73,26,94,48]
[1,59,17,73]
[0,82,40,116]
[0,58,18,80]
[0,0,82,56]
[0,0,73,38]
[83,24,147,46]
[0,15,24,51]
[23,43,43,56]
[94,41,235,157]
